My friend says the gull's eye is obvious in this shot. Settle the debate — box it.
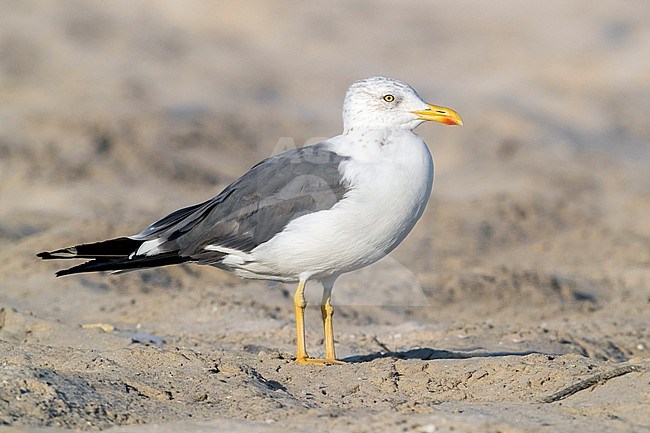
[382,94,395,103]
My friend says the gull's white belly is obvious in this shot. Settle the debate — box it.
[229,131,433,282]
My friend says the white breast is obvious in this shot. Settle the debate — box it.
[237,130,434,282]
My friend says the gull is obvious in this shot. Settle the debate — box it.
[38,77,462,364]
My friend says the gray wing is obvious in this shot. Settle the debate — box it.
[132,142,349,262]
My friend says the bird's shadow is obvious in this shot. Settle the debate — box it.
[343,347,541,363]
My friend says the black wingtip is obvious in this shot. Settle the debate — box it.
[48,254,190,277]
[37,248,79,259]
[52,261,97,277]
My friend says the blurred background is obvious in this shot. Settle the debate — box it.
[2,0,648,305]
[0,0,648,429]
[0,0,649,349]
[2,0,649,319]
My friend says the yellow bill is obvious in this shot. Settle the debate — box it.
[412,104,463,126]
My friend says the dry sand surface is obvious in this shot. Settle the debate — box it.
[1,1,649,432]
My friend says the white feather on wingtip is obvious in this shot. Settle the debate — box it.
[135,238,165,256]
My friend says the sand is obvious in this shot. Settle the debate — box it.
[0,1,648,432]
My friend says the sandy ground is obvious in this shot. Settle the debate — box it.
[1,1,649,432]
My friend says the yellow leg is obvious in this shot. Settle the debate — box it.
[321,283,345,363]
[293,279,309,361]
[293,279,344,365]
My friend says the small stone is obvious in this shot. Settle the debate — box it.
[82,323,115,332]
[420,424,437,433]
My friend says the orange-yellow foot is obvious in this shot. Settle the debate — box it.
[296,357,346,365]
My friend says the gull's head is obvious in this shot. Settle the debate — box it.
[342,76,462,133]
